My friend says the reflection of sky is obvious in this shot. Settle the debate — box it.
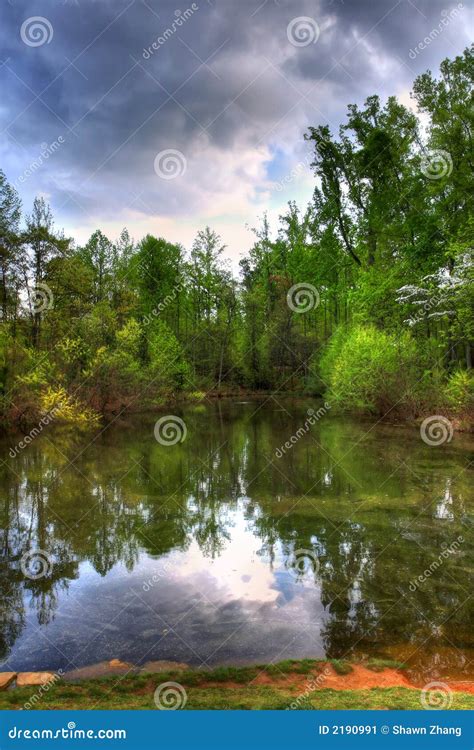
[2,406,472,674]
[175,509,280,604]
[435,479,455,520]
[4,504,327,672]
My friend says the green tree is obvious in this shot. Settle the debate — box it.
[24,197,69,347]
[0,171,21,322]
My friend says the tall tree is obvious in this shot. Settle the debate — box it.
[0,171,21,322]
[24,197,69,347]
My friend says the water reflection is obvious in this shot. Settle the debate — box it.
[0,400,472,681]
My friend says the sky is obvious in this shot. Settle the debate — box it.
[1,0,472,268]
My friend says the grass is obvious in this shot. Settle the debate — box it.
[330,659,353,675]
[365,658,408,672]
[1,660,472,711]
[263,658,324,676]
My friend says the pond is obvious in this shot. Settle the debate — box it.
[0,399,472,683]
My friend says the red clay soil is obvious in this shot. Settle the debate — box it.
[252,664,414,691]
[316,665,413,691]
[446,681,474,695]
[202,664,474,694]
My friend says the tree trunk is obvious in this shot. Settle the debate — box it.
[466,342,472,370]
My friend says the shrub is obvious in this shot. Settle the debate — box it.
[8,347,55,426]
[445,370,474,414]
[320,325,426,416]
[87,343,143,413]
[40,386,99,427]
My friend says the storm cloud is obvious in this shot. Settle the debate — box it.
[0,0,471,259]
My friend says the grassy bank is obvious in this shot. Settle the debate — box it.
[1,661,472,711]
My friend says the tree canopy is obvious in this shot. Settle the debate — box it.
[0,47,472,428]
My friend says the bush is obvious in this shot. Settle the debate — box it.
[320,325,426,416]
[8,347,55,426]
[87,320,144,413]
[445,370,474,414]
[41,386,99,426]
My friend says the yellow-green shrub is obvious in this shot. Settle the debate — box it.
[40,386,99,427]
[320,325,427,416]
[445,370,474,414]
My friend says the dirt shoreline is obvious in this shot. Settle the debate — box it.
[3,659,473,694]
[4,390,472,436]
[1,659,473,711]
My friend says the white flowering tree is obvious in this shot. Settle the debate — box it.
[397,249,473,368]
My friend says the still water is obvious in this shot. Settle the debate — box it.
[0,399,472,682]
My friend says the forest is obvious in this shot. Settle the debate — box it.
[0,46,472,431]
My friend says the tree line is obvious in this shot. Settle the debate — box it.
[0,47,472,428]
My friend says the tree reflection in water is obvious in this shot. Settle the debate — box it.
[0,400,472,681]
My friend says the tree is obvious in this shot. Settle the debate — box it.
[134,235,184,335]
[79,230,115,305]
[0,171,21,322]
[24,197,69,347]
[0,47,472,428]
[412,45,473,259]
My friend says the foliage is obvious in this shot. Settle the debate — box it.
[321,325,428,416]
[0,661,473,710]
[86,321,144,414]
[40,386,99,427]
[147,319,191,394]
[0,47,472,428]
[330,659,353,675]
[445,370,474,414]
